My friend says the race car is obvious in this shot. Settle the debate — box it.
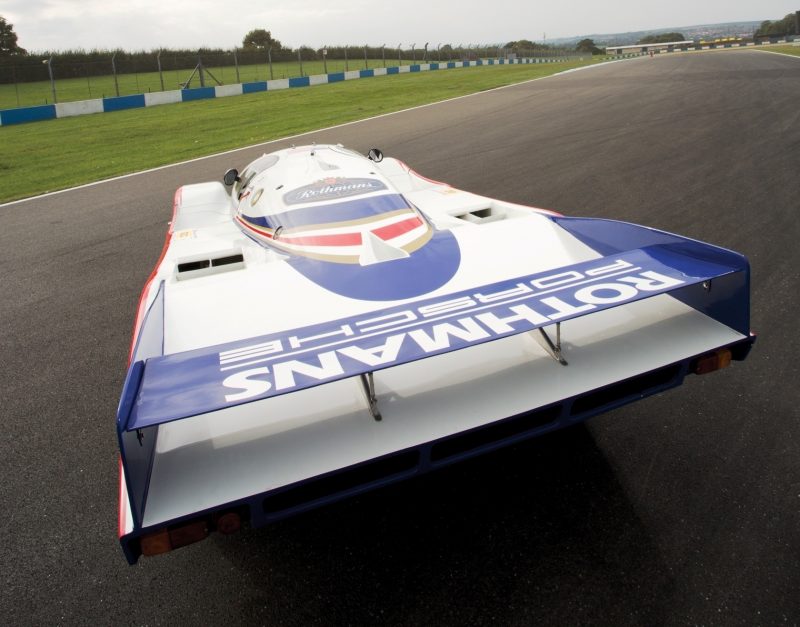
[117,144,754,563]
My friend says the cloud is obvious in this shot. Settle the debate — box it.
[4,0,798,52]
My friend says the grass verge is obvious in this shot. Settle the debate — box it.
[762,45,800,57]
[0,59,423,109]
[0,59,597,204]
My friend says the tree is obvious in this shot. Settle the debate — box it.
[506,39,537,51]
[637,33,686,44]
[242,29,282,51]
[576,38,602,55]
[0,16,27,56]
[755,13,798,37]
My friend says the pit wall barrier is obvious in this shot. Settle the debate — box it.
[607,36,797,57]
[0,56,578,127]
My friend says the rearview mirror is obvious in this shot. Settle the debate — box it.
[223,168,240,186]
[367,148,384,163]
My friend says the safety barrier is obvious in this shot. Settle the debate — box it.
[0,56,578,126]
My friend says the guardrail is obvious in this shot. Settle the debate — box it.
[607,36,798,56]
[0,56,582,126]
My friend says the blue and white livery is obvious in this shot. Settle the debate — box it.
[117,144,754,563]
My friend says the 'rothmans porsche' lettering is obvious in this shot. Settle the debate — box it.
[283,178,388,205]
[223,367,271,402]
[128,250,718,431]
[219,262,689,402]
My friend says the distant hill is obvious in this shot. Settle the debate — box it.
[544,21,762,47]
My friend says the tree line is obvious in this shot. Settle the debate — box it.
[0,20,585,85]
[637,33,687,44]
[755,12,799,37]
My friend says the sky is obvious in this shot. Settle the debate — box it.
[2,0,798,52]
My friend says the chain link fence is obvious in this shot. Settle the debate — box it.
[0,45,583,109]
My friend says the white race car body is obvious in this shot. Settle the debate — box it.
[117,144,754,562]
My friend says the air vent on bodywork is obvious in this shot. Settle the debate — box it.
[211,254,244,267]
[453,205,505,224]
[177,259,210,273]
[450,200,529,225]
[176,251,245,280]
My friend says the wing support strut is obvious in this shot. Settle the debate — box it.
[536,323,568,366]
[360,372,382,421]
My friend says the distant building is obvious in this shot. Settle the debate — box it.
[606,40,694,55]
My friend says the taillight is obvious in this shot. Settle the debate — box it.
[692,348,732,375]
[215,511,242,535]
[138,510,243,557]
[140,529,171,556]
[140,520,209,556]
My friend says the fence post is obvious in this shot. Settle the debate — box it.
[198,56,206,88]
[111,53,120,97]
[382,44,386,67]
[364,45,368,70]
[268,47,273,80]
[12,65,20,107]
[44,56,57,104]
[345,47,349,72]
[323,46,328,74]
[398,43,402,65]
[411,44,416,61]
[157,50,165,91]
[234,48,240,84]
[423,42,428,62]
[297,48,304,77]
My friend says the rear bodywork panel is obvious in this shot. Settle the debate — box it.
[117,145,753,562]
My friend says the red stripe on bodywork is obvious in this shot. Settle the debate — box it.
[128,187,182,363]
[372,216,423,240]
[236,216,273,239]
[277,217,423,247]
[118,456,127,537]
[280,232,363,246]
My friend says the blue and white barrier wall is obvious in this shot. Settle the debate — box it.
[0,56,578,126]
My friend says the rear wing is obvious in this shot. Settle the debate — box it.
[120,246,748,432]
[117,217,752,551]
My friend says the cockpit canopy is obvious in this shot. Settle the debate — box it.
[231,145,432,264]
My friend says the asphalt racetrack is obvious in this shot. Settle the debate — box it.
[1,50,798,624]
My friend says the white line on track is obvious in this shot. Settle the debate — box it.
[0,60,626,209]
[754,48,800,59]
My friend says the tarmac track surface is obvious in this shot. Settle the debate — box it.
[1,50,798,625]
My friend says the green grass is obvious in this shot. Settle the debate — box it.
[764,44,800,57]
[0,58,429,109]
[0,59,597,203]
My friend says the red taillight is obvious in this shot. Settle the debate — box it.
[169,520,209,549]
[692,348,732,375]
[140,528,172,556]
[140,520,209,556]
[215,511,242,535]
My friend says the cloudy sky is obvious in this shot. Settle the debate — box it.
[3,0,797,52]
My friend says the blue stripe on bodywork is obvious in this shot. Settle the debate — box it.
[551,216,751,335]
[287,228,459,300]
[242,193,412,229]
